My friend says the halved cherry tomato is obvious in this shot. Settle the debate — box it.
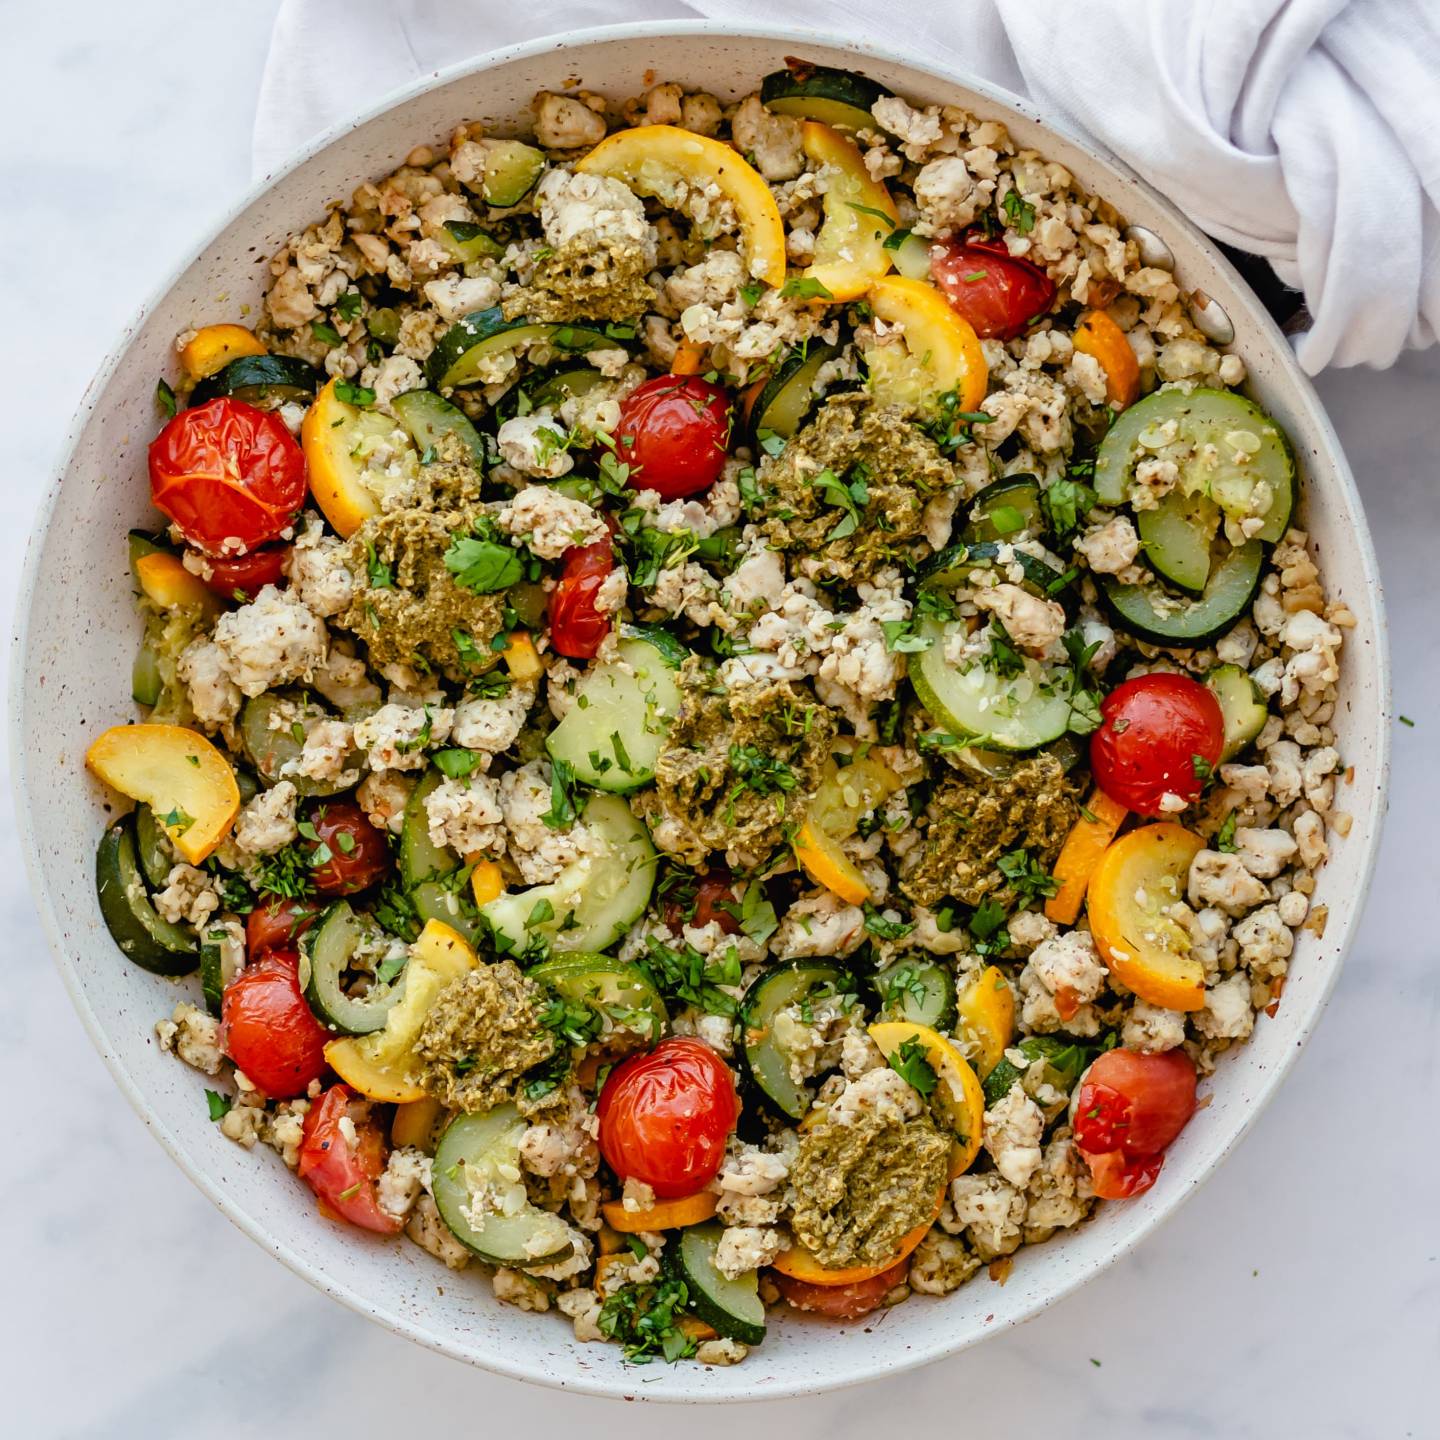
[930,234,1057,340]
[220,951,330,1098]
[1074,1048,1197,1201]
[771,1257,909,1319]
[148,397,306,556]
[303,801,390,896]
[596,1037,739,1198]
[1090,673,1224,817]
[548,534,615,660]
[615,375,732,500]
[662,868,741,936]
[195,544,291,602]
[298,1084,403,1234]
[246,896,324,957]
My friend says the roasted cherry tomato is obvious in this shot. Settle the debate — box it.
[548,534,615,661]
[303,801,390,896]
[220,951,330,1099]
[148,397,306,556]
[615,375,732,500]
[596,1037,739,1198]
[661,868,741,936]
[246,896,324,957]
[1073,1048,1197,1201]
[1090,673,1225,817]
[195,543,291,602]
[771,1257,909,1319]
[930,234,1057,340]
[298,1085,403,1234]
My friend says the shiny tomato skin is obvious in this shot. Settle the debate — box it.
[930,235,1057,340]
[1090,673,1225,817]
[304,801,390,896]
[1081,1147,1166,1201]
[148,398,306,556]
[548,535,615,660]
[596,1038,739,1198]
[197,544,291,602]
[772,1258,909,1319]
[298,1085,403,1234]
[1074,1048,1197,1199]
[246,897,324,957]
[662,869,741,936]
[616,376,732,500]
[220,951,330,1099]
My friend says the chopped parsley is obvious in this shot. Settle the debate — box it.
[996,848,1059,904]
[334,290,363,322]
[779,276,834,302]
[204,1089,232,1122]
[888,1036,938,1096]
[862,903,915,941]
[638,937,741,1018]
[597,1278,697,1364]
[311,319,341,348]
[433,747,482,780]
[364,541,393,589]
[1001,189,1036,235]
[444,522,524,594]
[1043,477,1097,537]
[540,756,579,830]
[1216,811,1239,853]
[969,896,1010,957]
[334,380,376,407]
[155,378,178,418]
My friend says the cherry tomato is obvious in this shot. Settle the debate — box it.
[1073,1048,1197,1201]
[1090,672,1225,817]
[303,801,390,896]
[548,534,615,660]
[195,544,291,602]
[771,1258,909,1319]
[596,1038,738,1198]
[297,1085,403,1234]
[148,397,306,556]
[246,896,324,957]
[615,375,732,500]
[661,869,741,936]
[930,234,1057,340]
[220,951,330,1099]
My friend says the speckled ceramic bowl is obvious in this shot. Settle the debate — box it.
[11,21,1390,1402]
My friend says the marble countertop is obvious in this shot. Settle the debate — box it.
[3,5,1436,1435]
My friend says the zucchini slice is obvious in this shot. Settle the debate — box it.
[480,793,656,957]
[96,817,198,976]
[1137,487,1221,595]
[426,308,618,391]
[134,803,177,889]
[400,767,460,886]
[674,1223,767,1345]
[499,363,612,422]
[545,632,685,792]
[432,1105,575,1266]
[529,953,668,1043]
[918,540,1067,597]
[1207,663,1268,760]
[389,388,489,468]
[190,354,321,409]
[964,476,1044,543]
[1102,540,1263,648]
[410,878,486,951]
[436,220,505,264]
[240,693,360,798]
[298,901,404,1036]
[199,925,243,1017]
[871,959,958,1031]
[760,63,890,131]
[747,342,840,446]
[738,960,855,1119]
[1094,387,1295,543]
[132,638,163,707]
[469,139,546,208]
[888,230,933,281]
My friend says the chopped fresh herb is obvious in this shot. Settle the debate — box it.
[527,897,556,927]
[597,1278,697,1364]
[888,1036,938,1096]
[452,628,486,671]
[335,380,376,407]
[311,319,341,347]
[880,617,933,654]
[1399,714,1415,727]
[395,707,434,754]
[444,525,524,594]
[718,882,779,947]
[863,903,915,941]
[1044,477,1097,537]
[161,806,196,835]
[997,848,1059,903]
[1191,753,1213,781]
[433,747,482,780]
[1001,189,1036,235]
[155,378,178,418]
[1216,811,1239,853]
[846,201,896,229]
[252,843,316,901]
[364,541,394,589]
[738,281,763,307]
[540,756,579,830]
[969,897,1010,957]
[638,937,740,1018]
[375,949,409,985]
[204,1089,232,1122]
[727,744,796,800]
[882,227,914,252]
[780,275,834,302]
[334,290,363,322]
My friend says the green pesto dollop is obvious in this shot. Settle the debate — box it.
[899,752,1080,909]
[414,959,555,1114]
[503,226,656,325]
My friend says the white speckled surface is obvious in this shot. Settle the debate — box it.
[2,4,1435,1433]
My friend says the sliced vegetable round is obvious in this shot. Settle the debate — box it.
[761,63,889,130]
[747,342,840,446]
[199,926,242,1018]
[95,817,197,976]
[190,354,321,410]
[426,309,617,391]
[530,952,668,1043]
[468,138,546,208]
[390,388,489,469]
[1137,486,1221,594]
[1207,663,1269,760]
[963,475,1044,543]
[240,693,360,797]
[739,961,854,1119]
[1101,539,1263,647]
[133,802,176,890]
[918,539,1065,595]
[400,766,460,886]
[675,1223,767,1345]
[298,901,404,1035]
[871,959,957,1031]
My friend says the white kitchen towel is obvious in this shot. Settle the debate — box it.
[254,0,1440,373]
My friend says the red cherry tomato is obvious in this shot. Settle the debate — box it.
[1090,672,1225,817]
[930,234,1057,340]
[615,375,732,500]
[1074,1048,1197,1201]
[195,544,291,602]
[148,397,306,556]
[303,801,390,896]
[548,534,615,660]
[771,1258,909,1319]
[662,869,741,936]
[220,951,330,1099]
[298,1085,403,1234]
[246,897,324,957]
[596,1038,739,1198]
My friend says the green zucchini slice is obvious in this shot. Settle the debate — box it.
[1102,540,1263,648]
[738,960,855,1120]
[190,354,321,409]
[982,1035,1095,1116]
[871,959,958,1031]
[747,342,840,446]
[437,220,506,264]
[1137,487,1221,594]
[239,693,360,798]
[674,1224,767,1345]
[760,63,890,131]
[964,475,1044,543]
[426,309,618,391]
[432,1105,575,1266]
[411,877,486,950]
[1207,663,1268,760]
[471,139,546,208]
[1094,387,1295,543]
[400,767,460,887]
[298,900,404,1035]
[499,363,612,422]
[888,230,933,280]
[389,388,489,468]
[132,640,163,707]
[199,925,243,1017]
[96,817,198,976]
[529,953,668,1044]
[134,803,177,889]
[919,540,1067,598]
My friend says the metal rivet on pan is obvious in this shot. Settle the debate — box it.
[1125,225,1174,271]
[1188,289,1235,345]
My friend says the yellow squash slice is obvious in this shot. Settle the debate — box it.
[864,274,987,413]
[868,1020,987,1178]
[801,121,899,302]
[302,378,420,538]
